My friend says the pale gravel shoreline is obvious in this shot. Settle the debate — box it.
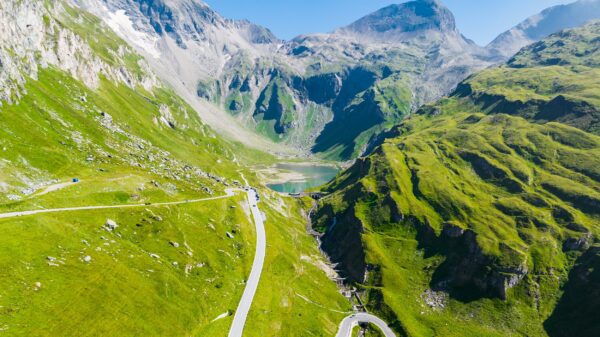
[256,162,341,185]
[256,168,308,184]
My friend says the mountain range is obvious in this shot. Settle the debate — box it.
[68,0,600,160]
[1,0,600,336]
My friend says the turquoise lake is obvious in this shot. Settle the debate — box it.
[266,163,340,194]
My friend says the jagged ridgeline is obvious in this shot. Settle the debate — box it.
[313,22,600,337]
[196,0,494,160]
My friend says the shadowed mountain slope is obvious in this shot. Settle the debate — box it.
[313,22,600,337]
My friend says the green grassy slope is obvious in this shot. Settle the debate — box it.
[0,197,253,337]
[312,71,413,161]
[246,194,351,337]
[455,21,600,135]
[0,64,255,336]
[0,3,350,336]
[313,22,600,337]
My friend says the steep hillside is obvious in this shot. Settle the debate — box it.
[0,0,231,204]
[313,22,600,337]
[74,0,289,154]
[488,0,600,58]
[543,245,600,337]
[0,1,350,336]
[460,21,600,135]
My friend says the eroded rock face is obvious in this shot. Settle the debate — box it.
[429,222,528,301]
[123,0,278,49]
[302,73,342,105]
[563,233,592,252]
[312,159,374,283]
[75,0,497,158]
[316,191,368,283]
[56,0,599,159]
[313,145,535,302]
[316,197,530,301]
[0,0,159,103]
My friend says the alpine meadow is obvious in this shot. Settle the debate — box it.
[0,1,599,337]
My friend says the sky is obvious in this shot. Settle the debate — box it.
[204,0,575,46]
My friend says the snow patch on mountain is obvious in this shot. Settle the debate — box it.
[0,0,160,103]
[105,9,161,58]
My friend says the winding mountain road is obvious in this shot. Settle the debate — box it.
[0,183,394,337]
[335,313,396,337]
[0,183,268,337]
[227,188,266,337]
[0,189,236,219]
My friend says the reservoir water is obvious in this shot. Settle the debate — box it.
[266,163,339,194]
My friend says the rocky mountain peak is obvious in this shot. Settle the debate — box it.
[337,0,457,41]
[88,0,278,50]
[128,0,278,47]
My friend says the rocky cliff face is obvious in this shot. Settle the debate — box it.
[68,0,286,151]
[544,245,600,337]
[48,0,600,159]
[113,0,279,49]
[0,0,158,104]
[32,0,598,160]
[76,0,279,80]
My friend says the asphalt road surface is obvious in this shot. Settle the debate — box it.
[227,188,266,337]
[335,312,396,337]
